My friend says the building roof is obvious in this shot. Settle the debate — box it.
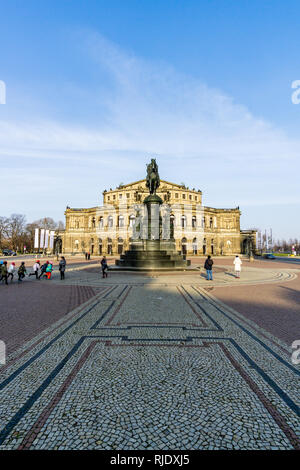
[104,179,202,193]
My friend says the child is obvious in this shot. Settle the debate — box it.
[18,262,27,282]
[45,262,53,279]
[29,260,40,279]
[7,262,16,282]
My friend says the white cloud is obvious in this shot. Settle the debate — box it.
[0,31,299,235]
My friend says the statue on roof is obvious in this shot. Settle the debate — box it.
[146,158,160,195]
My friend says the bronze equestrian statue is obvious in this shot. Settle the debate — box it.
[146,158,160,195]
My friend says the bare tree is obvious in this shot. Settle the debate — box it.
[25,221,40,252]
[56,220,65,230]
[0,216,9,249]
[33,217,57,230]
[7,214,27,251]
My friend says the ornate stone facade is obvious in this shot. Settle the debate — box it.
[60,179,256,256]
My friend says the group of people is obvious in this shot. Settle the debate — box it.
[0,257,67,284]
[0,260,27,283]
[2,254,243,284]
[204,255,242,280]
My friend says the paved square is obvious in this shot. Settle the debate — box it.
[0,258,299,450]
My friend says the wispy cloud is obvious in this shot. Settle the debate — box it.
[0,30,299,234]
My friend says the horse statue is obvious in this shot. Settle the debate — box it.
[146,158,160,195]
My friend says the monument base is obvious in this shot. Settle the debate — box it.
[114,239,191,271]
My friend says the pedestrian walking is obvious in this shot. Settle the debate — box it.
[7,262,16,282]
[101,256,108,278]
[204,255,213,281]
[18,262,27,282]
[59,256,66,280]
[38,262,48,279]
[28,260,40,279]
[1,261,8,285]
[0,260,3,281]
[45,261,53,280]
[85,252,88,260]
[88,252,91,260]
[233,255,242,278]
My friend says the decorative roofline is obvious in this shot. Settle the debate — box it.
[103,179,202,194]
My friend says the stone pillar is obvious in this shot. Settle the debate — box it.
[143,194,163,251]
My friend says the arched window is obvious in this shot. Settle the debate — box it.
[92,217,96,228]
[107,237,113,255]
[108,216,113,228]
[192,216,196,228]
[209,217,213,228]
[202,216,205,228]
[203,237,206,255]
[129,215,135,227]
[192,237,197,255]
[90,238,94,254]
[211,239,214,255]
[181,215,187,228]
[99,217,104,228]
[118,237,124,254]
[118,215,124,228]
[182,237,187,255]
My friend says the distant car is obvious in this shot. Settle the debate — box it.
[2,249,17,256]
[263,253,276,259]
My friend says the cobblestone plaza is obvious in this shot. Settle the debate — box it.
[0,257,299,450]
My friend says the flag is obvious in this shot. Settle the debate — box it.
[34,228,39,249]
[49,231,55,249]
[40,229,45,249]
[44,230,49,248]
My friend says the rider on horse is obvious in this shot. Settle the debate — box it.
[146,158,160,195]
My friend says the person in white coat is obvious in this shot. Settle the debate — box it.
[28,260,40,279]
[233,255,242,278]
[7,262,16,282]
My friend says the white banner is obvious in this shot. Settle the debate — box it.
[44,230,49,248]
[49,231,55,249]
[40,229,45,249]
[34,228,39,249]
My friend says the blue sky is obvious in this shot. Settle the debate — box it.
[0,0,299,240]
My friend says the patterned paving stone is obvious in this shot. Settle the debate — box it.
[0,282,97,354]
[0,263,299,450]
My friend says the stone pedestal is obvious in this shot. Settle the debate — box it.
[114,193,191,271]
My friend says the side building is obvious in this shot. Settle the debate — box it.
[58,179,256,256]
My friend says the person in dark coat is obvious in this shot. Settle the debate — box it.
[101,256,108,278]
[204,255,213,280]
[18,262,27,282]
[1,261,8,285]
[38,262,48,279]
[59,256,66,280]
